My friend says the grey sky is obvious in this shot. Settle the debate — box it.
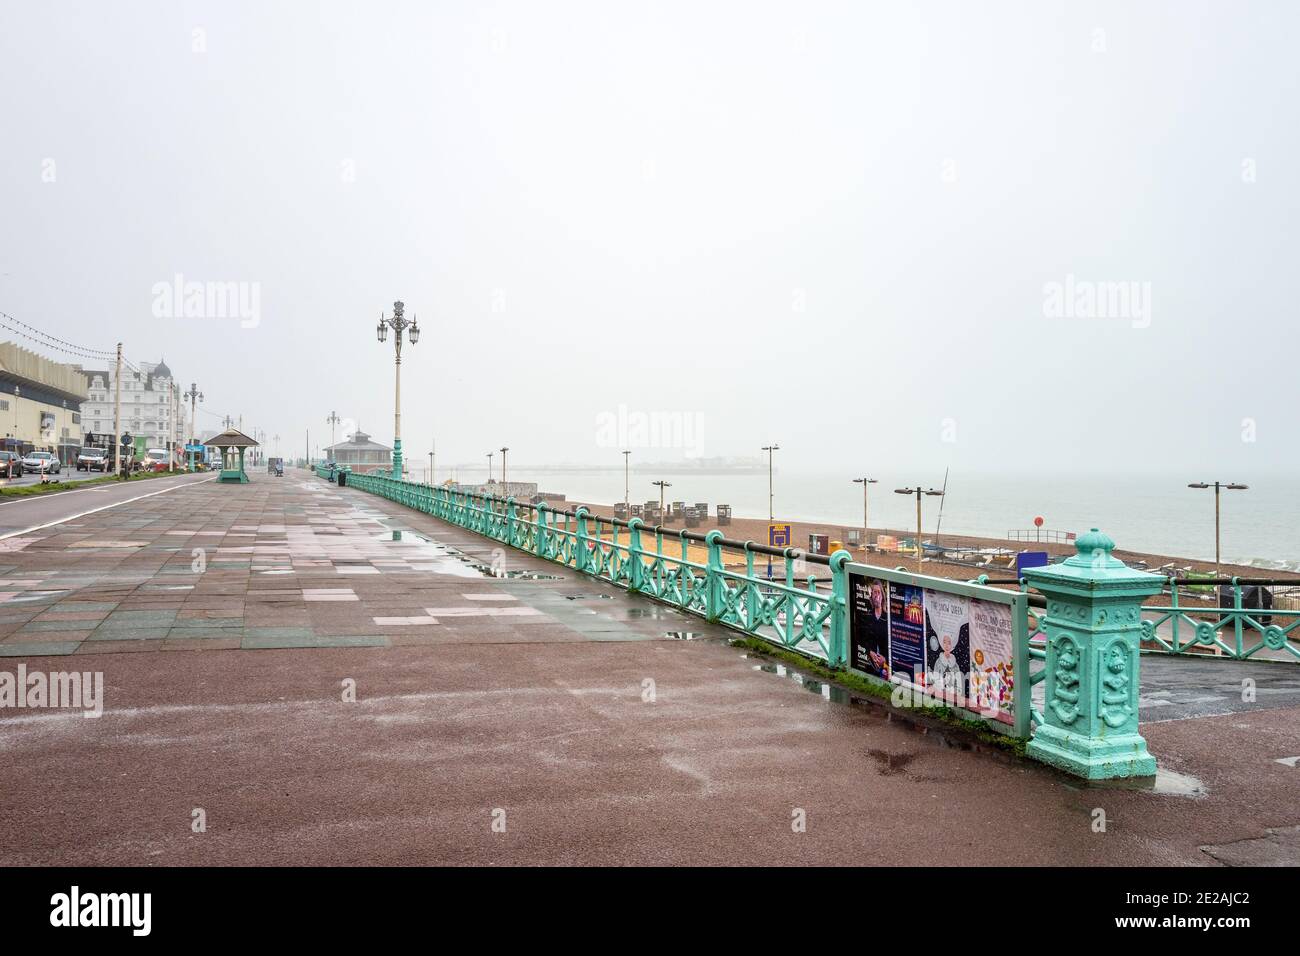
[1,1,1296,474]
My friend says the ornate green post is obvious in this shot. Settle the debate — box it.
[1023,529,1161,779]
[574,507,591,574]
[705,530,724,622]
[534,504,548,559]
[627,518,645,593]
[828,550,851,668]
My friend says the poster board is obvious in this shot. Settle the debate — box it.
[846,563,1028,736]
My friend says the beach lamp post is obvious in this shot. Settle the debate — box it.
[853,477,878,552]
[500,446,509,487]
[1188,481,1248,573]
[623,450,631,515]
[652,480,671,523]
[761,444,780,521]
[375,300,419,479]
[895,486,944,572]
[486,451,493,485]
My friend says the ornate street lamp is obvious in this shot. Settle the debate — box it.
[376,301,419,478]
[183,382,203,472]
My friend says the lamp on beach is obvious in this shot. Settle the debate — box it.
[1188,481,1248,574]
[853,477,878,552]
[895,486,944,573]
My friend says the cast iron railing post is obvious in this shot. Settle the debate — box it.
[705,530,724,622]
[1023,528,1161,779]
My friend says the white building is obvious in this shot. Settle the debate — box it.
[79,359,184,451]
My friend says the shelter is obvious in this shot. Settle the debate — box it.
[205,428,259,483]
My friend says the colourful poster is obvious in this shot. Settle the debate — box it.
[924,591,971,703]
[888,583,925,687]
[848,572,891,679]
[969,598,1014,724]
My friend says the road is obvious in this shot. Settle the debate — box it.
[0,470,213,538]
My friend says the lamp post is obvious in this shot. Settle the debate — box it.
[375,300,419,479]
[853,477,878,552]
[652,480,671,523]
[183,383,203,472]
[761,444,779,521]
[427,448,434,488]
[1188,481,1248,572]
[326,411,341,463]
[500,446,509,488]
[895,486,944,572]
[622,450,631,514]
[486,451,494,486]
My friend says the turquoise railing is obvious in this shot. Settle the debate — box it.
[343,473,849,664]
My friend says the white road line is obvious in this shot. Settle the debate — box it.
[0,472,200,508]
[0,476,216,540]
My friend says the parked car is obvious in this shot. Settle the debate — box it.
[0,451,23,478]
[77,447,111,472]
[21,451,60,474]
[144,448,170,472]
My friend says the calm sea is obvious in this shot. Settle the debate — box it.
[431,466,1300,570]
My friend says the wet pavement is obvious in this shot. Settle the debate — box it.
[0,469,1296,866]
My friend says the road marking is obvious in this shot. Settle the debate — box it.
[0,472,202,508]
[0,476,216,540]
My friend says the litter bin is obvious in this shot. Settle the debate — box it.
[1219,583,1271,626]
[337,469,348,487]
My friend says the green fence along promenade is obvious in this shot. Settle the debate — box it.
[337,475,1210,780]
[1022,529,1161,779]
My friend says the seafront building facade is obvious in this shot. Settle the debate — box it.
[0,342,90,465]
[79,359,184,458]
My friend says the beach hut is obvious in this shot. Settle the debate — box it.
[204,428,259,484]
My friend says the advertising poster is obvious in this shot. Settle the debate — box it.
[848,571,891,679]
[924,591,971,702]
[888,582,925,687]
[969,598,1015,724]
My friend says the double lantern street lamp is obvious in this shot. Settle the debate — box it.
[376,301,420,478]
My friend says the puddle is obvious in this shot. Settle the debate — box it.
[665,631,705,641]
[742,654,1213,796]
[1081,766,1208,798]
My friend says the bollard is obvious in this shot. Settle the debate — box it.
[1022,529,1161,779]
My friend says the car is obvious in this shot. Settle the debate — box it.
[21,451,60,475]
[76,447,111,472]
[0,451,23,478]
[143,448,170,472]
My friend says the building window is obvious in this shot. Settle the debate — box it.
[72,412,81,424]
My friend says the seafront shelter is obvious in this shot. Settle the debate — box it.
[205,428,259,483]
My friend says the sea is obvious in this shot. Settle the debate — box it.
[423,467,1300,571]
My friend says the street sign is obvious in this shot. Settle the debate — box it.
[185,444,205,453]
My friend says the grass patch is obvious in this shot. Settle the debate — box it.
[729,636,1029,757]
[0,469,194,497]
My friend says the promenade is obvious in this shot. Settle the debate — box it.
[1,471,1296,865]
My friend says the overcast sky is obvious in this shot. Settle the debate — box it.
[1,1,1295,475]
